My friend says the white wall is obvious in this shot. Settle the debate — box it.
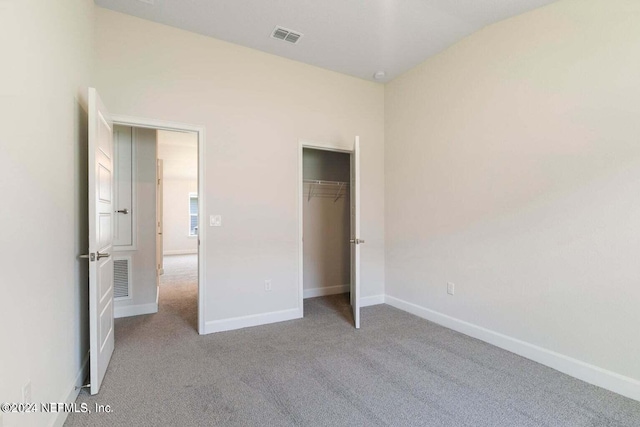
[0,0,95,426]
[114,127,158,317]
[303,149,351,297]
[161,180,198,254]
[94,8,385,329]
[385,0,640,391]
[157,130,198,255]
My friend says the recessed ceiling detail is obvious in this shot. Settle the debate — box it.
[271,26,303,44]
[95,0,560,82]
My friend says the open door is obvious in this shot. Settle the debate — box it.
[157,158,164,276]
[87,87,115,395]
[350,136,363,328]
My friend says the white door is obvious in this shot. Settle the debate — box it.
[156,158,164,276]
[350,136,362,328]
[88,87,115,395]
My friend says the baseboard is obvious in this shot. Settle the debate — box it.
[163,249,197,256]
[51,352,89,427]
[304,285,349,299]
[204,308,302,334]
[114,302,158,318]
[203,293,384,335]
[384,295,640,402]
[360,294,385,307]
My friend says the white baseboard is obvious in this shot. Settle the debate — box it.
[114,302,158,318]
[204,308,302,334]
[360,294,385,307]
[163,249,197,256]
[51,352,89,427]
[304,285,349,299]
[302,286,385,309]
[385,295,640,402]
[202,293,384,335]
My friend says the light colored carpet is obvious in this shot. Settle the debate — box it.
[161,254,198,287]
[66,256,640,426]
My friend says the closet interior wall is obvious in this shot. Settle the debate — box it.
[302,148,351,298]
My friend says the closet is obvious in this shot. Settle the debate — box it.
[302,148,351,300]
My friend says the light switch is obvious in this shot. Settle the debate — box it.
[210,215,222,227]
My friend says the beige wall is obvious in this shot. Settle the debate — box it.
[162,179,198,254]
[94,8,385,326]
[385,0,640,383]
[157,130,198,255]
[0,0,95,425]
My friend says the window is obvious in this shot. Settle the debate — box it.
[189,193,198,236]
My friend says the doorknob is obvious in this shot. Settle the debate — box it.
[350,238,365,244]
[116,208,129,214]
[97,252,110,260]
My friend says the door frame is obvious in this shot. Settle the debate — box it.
[112,114,206,335]
[297,138,354,318]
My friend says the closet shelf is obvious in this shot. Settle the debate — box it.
[303,179,349,202]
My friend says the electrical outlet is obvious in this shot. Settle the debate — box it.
[447,282,455,295]
[22,381,31,404]
[265,280,272,291]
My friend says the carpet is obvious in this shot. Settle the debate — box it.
[65,255,640,426]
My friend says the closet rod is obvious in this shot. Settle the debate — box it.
[303,179,349,186]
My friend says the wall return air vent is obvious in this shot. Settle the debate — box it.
[271,26,303,44]
[113,257,131,300]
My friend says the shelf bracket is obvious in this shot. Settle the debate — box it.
[308,182,315,201]
[334,182,344,203]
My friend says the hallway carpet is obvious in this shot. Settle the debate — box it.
[66,257,640,426]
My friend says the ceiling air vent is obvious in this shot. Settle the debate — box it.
[271,26,303,44]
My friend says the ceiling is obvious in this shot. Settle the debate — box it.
[95,0,558,82]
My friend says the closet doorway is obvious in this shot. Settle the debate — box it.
[298,138,362,328]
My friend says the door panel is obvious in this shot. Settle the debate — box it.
[88,87,115,395]
[98,214,111,248]
[98,261,113,301]
[98,166,112,202]
[99,300,113,350]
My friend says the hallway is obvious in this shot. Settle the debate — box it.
[159,254,199,332]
